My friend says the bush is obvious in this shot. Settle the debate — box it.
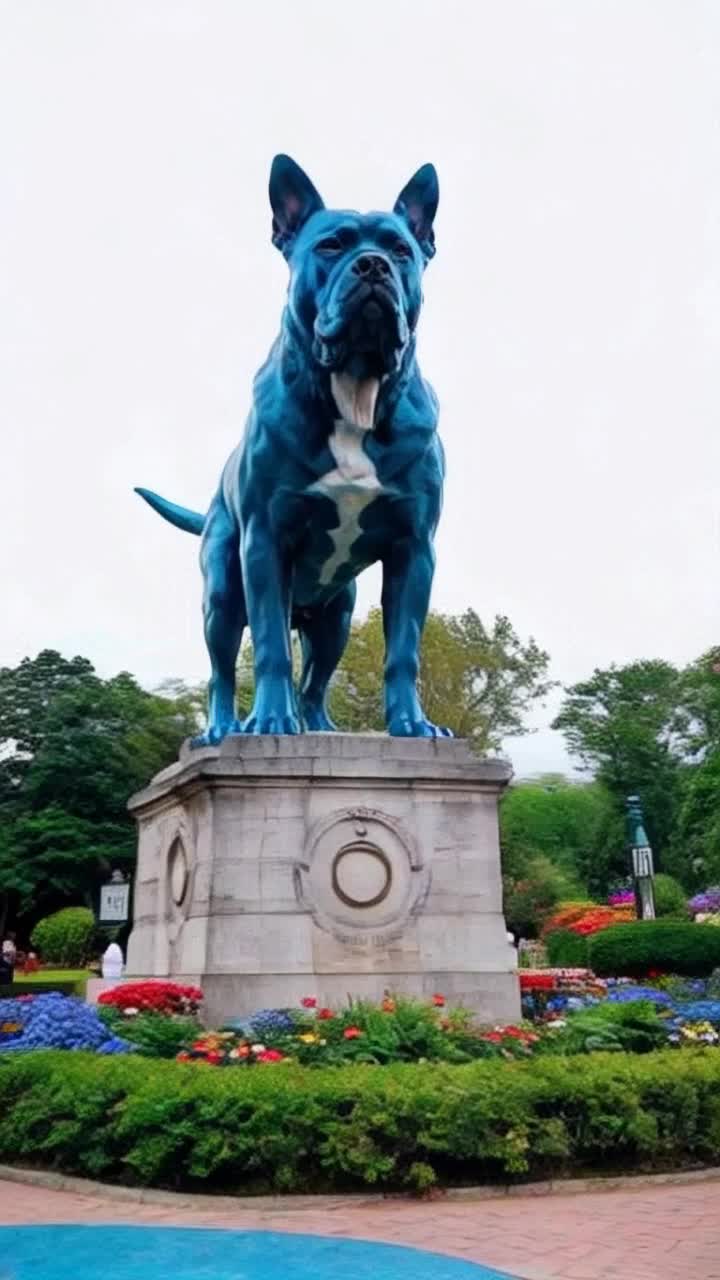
[98,1009,199,1060]
[0,980,80,997]
[0,1049,719,1191]
[545,929,590,967]
[31,908,95,968]
[503,856,580,939]
[652,874,688,919]
[539,1001,668,1056]
[590,921,720,978]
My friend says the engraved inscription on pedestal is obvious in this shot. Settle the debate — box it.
[295,805,430,948]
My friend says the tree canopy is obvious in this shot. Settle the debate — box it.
[0,651,200,931]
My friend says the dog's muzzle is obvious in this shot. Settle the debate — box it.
[313,253,410,377]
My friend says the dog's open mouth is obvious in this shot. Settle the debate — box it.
[314,284,408,380]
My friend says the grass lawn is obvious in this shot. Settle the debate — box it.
[19,969,93,992]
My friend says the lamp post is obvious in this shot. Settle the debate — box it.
[625,795,656,920]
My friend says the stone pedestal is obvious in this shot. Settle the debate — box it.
[126,735,519,1027]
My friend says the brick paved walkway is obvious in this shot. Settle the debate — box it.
[1,1177,719,1280]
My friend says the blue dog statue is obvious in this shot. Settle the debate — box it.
[136,155,450,744]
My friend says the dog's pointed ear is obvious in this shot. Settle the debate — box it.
[269,155,325,256]
[393,163,439,261]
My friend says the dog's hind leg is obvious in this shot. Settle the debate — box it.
[296,581,356,731]
[192,498,246,747]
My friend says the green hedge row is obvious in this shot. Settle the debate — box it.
[0,981,81,997]
[589,922,720,977]
[545,928,590,967]
[0,1049,719,1193]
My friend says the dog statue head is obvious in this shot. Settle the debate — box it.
[269,155,438,425]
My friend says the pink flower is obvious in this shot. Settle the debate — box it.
[301,996,317,1009]
[343,1026,362,1040]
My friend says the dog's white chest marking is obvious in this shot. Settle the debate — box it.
[314,418,383,586]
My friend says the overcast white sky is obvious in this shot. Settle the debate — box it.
[1,1,718,776]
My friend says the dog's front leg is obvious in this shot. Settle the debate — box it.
[382,537,452,739]
[240,514,300,734]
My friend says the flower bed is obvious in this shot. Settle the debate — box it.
[1,1047,719,1192]
[180,995,539,1067]
[0,993,132,1055]
[98,980,202,1016]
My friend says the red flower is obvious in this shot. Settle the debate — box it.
[483,1032,503,1044]
[432,994,446,1007]
[519,973,554,992]
[343,1026,362,1039]
[317,1007,334,1020]
[301,996,317,1009]
[257,1049,284,1062]
[176,1051,190,1062]
[205,1050,223,1065]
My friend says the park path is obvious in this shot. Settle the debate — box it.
[1,1175,719,1279]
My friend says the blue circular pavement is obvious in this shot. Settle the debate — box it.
[0,1225,516,1279]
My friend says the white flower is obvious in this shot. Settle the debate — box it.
[250,1043,266,1053]
[123,1007,139,1017]
[547,1019,566,1029]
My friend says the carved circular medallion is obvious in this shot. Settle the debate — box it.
[331,841,392,909]
[168,838,188,907]
[295,806,430,946]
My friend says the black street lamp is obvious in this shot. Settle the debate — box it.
[625,795,656,920]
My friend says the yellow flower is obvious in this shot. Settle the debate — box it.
[298,1033,319,1044]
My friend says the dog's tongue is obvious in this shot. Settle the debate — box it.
[330,372,380,431]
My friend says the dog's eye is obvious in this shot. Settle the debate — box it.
[316,237,343,255]
[393,241,413,260]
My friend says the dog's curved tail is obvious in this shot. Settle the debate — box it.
[134,487,205,536]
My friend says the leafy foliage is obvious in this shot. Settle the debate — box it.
[0,651,200,929]
[236,609,553,748]
[552,660,684,859]
[540,1001,667,1056]
[503,855,581,939]
[590,922,720,978]
[31,908,95,967]
[99,1009,200,1060]
[652,873,688,919]
[545,929,590,967]
[0,1048,719,1190]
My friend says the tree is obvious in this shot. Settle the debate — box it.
[327,608,553,746]
[500,775,624,892]
[551,661,685,861]
[0,653,200,931]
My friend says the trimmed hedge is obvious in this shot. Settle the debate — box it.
[590,921,720,977]
[0,980,82,998]
[31,908,95,968]
[545,928,590,967]
[0,1049,719,1192]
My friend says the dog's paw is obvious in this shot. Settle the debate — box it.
[241,711,301,736]
[301,705,337,732]
[387,714,453,739]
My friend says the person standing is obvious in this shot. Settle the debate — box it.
[1,932,17,982]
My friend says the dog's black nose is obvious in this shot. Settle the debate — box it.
[353,254,392,281]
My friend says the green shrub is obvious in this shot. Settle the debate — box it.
[540,1001,667,1056]
[0,980,80,997]
[31,908,96,968]
[652,874,688,919]
[98,1009,201,1060]
[504,855,581,939]
[0,1049,718,1191]
[545,929,590,967]
[590,921,720,977]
